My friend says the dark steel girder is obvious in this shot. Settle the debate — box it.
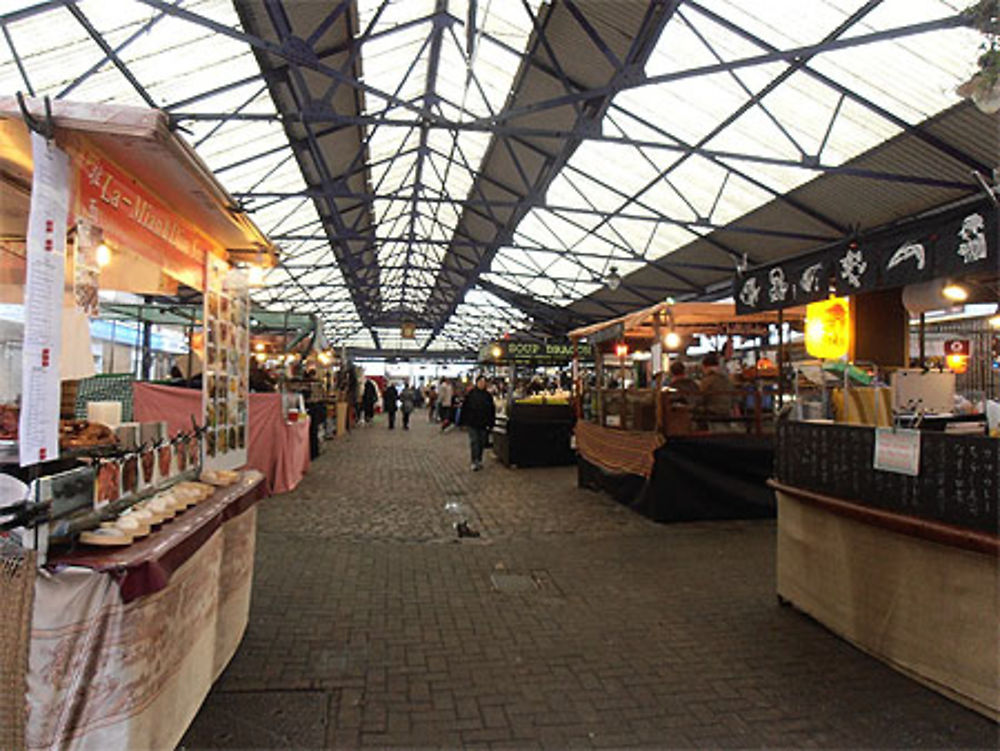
[236,0,382,325]
[422,1,682,348]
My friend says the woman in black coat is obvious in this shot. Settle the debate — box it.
[362,380,378,424]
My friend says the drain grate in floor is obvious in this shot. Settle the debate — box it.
[490,570,565,596]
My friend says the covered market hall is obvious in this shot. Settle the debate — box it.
[0,1,997,749]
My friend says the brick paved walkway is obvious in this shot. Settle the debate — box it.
[181,414,997,749]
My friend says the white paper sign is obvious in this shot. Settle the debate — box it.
[873,428,921,476]
[651,342,663,375]
[19,133,70,466]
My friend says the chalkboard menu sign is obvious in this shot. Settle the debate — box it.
[775,422,999,534]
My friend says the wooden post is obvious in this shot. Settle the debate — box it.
[653,320,663,435]
[595,348,604,426]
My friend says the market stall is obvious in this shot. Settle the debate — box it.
[479,339,586,467]
[568,302,793,517]
[0,97,280,749]
[133,382,310,495]
[733,197,999,719]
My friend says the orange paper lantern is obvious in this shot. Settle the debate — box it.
[805,297,851,360]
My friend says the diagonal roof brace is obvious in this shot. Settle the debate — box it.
[421,0,681,345]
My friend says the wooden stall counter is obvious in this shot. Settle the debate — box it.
[773,421,999,720]
[26,470,265,750]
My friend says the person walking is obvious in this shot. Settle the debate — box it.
[400,382,416,430]
[426,384,438,422]
[383,382,399,429]
[362,379,378,425]
[438,378,454,430]
[459,375,495,471]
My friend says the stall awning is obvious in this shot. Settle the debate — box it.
[569,301,802,343]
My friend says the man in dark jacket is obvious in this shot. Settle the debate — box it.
[383,382,399,429]
[459,375,495,471]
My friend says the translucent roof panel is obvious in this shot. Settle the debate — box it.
[0,0,985,352]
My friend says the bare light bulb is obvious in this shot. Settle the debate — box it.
[942,283,968,302]
[664,331,681,349]
[96,243,111,267]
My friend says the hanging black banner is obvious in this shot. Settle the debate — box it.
[733,200,997,314]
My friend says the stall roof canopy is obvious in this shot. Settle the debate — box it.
[0,1,992,353]
[569,300,801,343]
[0,97,277,270]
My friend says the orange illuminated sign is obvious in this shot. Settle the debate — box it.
[75,148,222,289]
[805,297,851,360]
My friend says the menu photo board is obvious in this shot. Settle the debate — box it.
[202,256,249,472]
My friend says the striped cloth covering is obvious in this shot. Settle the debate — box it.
[575,420,664,478]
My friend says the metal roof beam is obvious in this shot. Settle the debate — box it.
[62,1,158,109]
[462,13,968,130]
[571,0,885,280]
[684,0,991,175]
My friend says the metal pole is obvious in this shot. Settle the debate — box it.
[140,316,152,380]
[109,320,116,372]
[777,311,785,408]
[919,312,926,367]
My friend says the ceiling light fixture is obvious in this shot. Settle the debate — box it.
[942,283,969,302]
[606,266,621,291]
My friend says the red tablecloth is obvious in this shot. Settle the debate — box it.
[133,383,311,494]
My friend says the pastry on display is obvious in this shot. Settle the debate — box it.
[174,480,214,501]
[80,527,133,546]
[60,420,118,449]
[199,469,239,486]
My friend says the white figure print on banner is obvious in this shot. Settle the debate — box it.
[957,213,987,264]
[799,262,824,295]
[839,249,868,289]
[886,241,926,271]
[768,267,789,303]
[739,276,761,308]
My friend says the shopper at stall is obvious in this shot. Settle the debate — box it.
[667,360,699,404]
[383,382,399,429]
[460,375,496,471]
[697,352,735,430]
[362,379,378,425]
[400,382,417,430]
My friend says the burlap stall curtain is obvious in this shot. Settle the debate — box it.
[0,549,36,751]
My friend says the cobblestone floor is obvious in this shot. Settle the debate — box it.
[180,415,998,750]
